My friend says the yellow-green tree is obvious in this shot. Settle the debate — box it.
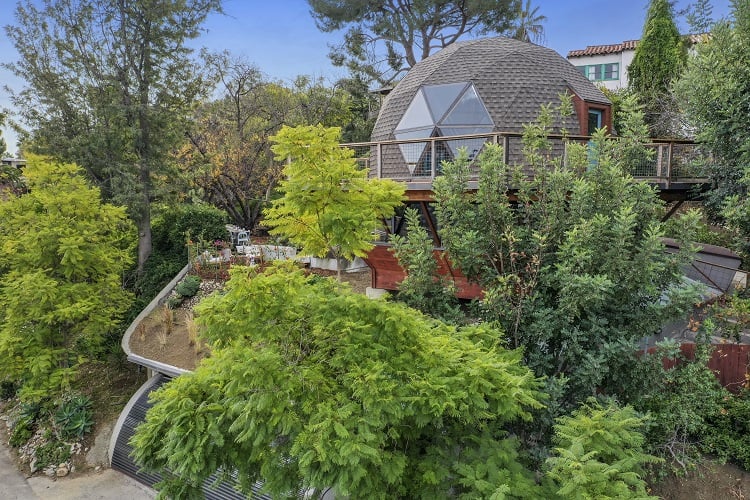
[0,156,134,400]
[131,263,544,498]
[264,124,404,279]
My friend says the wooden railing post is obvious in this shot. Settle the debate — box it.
[376,143,382,178]
[431,138,437,179]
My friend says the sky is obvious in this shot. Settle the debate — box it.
[0,0,734,156]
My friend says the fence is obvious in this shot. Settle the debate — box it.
[645,343,750,393]
[342,133,712,187]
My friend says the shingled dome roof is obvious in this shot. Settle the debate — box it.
[371,37,611,143]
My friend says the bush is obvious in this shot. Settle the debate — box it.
[702,390,750,470]
[9,415,34,447]
[545,398,661,499]
[175,276,201,298]
[54,394,94,440]
[152,204,228,260]
[35,440,71,469]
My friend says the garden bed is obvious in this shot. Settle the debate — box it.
[128,267,374,372]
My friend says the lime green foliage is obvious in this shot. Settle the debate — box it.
[131,262,544,499]
[54,394,94,440]
[390,207,462,323]
[546,398,661,499]
[433,101,699,409]
[628,0,686,136]
[0,156,134,400]
[264,125,404,275]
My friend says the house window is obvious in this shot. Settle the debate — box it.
[577,63,619,82]
[588,109,603,135]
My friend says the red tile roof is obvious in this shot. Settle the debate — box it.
[568,34,708,58]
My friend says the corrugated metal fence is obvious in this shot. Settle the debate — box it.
[645,343,750,393]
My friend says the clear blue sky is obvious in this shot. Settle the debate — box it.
[0,0,733,155]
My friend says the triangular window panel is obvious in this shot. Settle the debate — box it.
[440,84,493,126]
[422,83,467,122]
[445,138,488,160]
[395,127,433,167]
[396,89,433,131]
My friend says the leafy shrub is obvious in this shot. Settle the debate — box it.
[54,395,94,440]
[175,276,201,298]
[545,398,661,499]
[9,415,34,447]
[35,440,71,469]
[152,204,228,260]
[702,390,750,470]
[166,295,183,310]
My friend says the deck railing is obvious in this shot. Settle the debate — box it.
[342,132,712,190]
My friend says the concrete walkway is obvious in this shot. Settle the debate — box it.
[0,443,154,500]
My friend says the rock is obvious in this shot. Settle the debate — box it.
[95,465,102,473]
[29,458,37,474]
[70,464,76,474]
[56,464,69,477]
[44,466,56,477]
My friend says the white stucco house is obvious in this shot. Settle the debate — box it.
[567,34,707,90]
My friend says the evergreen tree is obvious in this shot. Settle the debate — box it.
[628,0,686,137]
[4,0,222,274]
[0,155,134,400]
[309,0,521,86]
[675,1,750,223]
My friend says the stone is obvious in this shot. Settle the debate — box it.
[44,466,56,477]
[29,458,37,474]
[56,464,69,477]
[94,465,102,473]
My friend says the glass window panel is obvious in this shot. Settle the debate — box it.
[439,126,494,137]
[446,138,488,159]
[588,109,603,134]
[441,84,493,126]
[395,128,432,164]
[577,65,587,76]
[396,89,433,131]
[604,63,619,79]
[589,65,603,80]
[422,82,467,122]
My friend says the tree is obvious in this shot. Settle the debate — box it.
[628,0,686,137]
[308,0,522,85]
[390,207,462,323]
[0,112,7,156]
[4,0,222,274]
[177,53,353,230]
[546,398,660,499]
[263,124,404,279]
[431,99,699,411]
[675,2,750,222]
[131,262,544,499]
[681,0,714,33]
[510,0,547,44]
[0,155,134,400]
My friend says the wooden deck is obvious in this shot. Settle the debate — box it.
[343,132,712,202]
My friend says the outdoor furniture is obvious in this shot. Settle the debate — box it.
[236,231,249,247]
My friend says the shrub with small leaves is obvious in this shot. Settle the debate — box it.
[35,440,71,469]
[175,275,201,298]
[54,394,94,440]
[9,415,34,447]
